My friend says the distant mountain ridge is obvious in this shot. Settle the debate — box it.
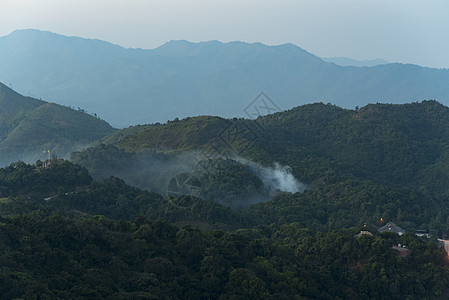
[1,29,449,127]
[0,82,116,166]
[322,57,389,67]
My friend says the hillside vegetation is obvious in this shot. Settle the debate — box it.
[72,100,449,234]
[105,100,449,190]
[1,160,449,298]
[3,99,449,297]
[0,82,116,166]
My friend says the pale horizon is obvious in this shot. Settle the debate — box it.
[1,0,449,69]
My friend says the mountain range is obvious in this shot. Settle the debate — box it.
[322,57,389,67]
[4,29,449,299]
[0,82,115,166]
[1,29,449,127]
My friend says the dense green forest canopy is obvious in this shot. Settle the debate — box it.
[1,159,449,298]
[108,100,449,189]
[72,101,449,233]
[77,100,449,192]
[4,100,449,298]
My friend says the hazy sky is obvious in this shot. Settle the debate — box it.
[1,0,449,68]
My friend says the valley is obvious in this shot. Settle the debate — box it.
[1,34,449,299]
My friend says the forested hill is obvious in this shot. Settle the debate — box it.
[259,100,449,190]
[86,100,449,193]
[70,100,449,237]
[0,82,116,166]
[2,29,449,127]
[1,159,449,298]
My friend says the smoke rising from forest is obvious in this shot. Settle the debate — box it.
[72,146,307,207]
[236,158,306,195]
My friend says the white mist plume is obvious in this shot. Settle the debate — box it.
[75,147,307,208]
[136,152,306,198]
[235,158,306,194]
[260,163,306,194]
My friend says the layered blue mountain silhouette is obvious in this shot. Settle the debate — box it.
[1,29,448,127]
